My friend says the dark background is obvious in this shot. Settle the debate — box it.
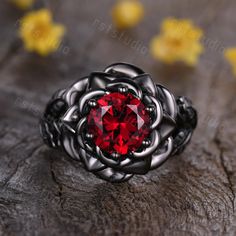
[0,0,236,235]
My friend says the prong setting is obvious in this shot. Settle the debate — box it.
[111,152,121,159]
[142,139,151,147]
[85,133,94,139]
[71,113,79,121]
[88,99,97,108]
[146,105,155,113]
[118,86,128,94]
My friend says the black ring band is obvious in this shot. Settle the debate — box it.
[40,63,197,182]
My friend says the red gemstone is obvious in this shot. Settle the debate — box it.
[87,92,150,155]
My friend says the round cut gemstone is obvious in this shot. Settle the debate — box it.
[87,92,151,155]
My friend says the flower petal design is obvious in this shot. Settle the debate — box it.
[119,157,151,174]
[133,74,158,97]
[148,95,163,130]
[63,77,89,106]
[158,115,176,140]
[79,149,106,171]
[78,89,107,114]
[96,167,133,183]
[96,146,121,167]
[104,62,144,78]
[40,63,197,182]
[76,117,87,149]
[61,134,81,161]
[106,78,143,99]
[89,72,116,90]
[61,105,79,133]
[132,129,161,158]
[150,137,174,169]
[157,85,177,119]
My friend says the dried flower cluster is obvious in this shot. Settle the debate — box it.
[9,0,236,77]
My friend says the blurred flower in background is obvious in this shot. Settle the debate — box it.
[150,18,204,66]
[19,9,65,56]
[224,48,236,76]
[10,0,34,10]
[112,0,144,29]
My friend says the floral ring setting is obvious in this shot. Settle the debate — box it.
[40,63,197,182]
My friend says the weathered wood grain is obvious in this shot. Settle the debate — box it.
[0,0,236,235]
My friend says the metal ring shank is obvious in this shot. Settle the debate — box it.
[40,87,197,155]
[40,63,197,182]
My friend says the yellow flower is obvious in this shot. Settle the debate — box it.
[150,18,204,66]
[112,0,144,29]
[224,48,236,76]
[10,0,34,10]
[19,9,65,56]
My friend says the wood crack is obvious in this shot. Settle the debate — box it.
[213,133,235,212]
[49,158,64,209]
[0,144,43,189]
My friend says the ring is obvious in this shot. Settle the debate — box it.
[40,63,197,182]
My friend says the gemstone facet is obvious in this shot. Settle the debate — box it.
[87,92,151,156]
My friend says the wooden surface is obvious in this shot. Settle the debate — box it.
[1,0,236,235]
